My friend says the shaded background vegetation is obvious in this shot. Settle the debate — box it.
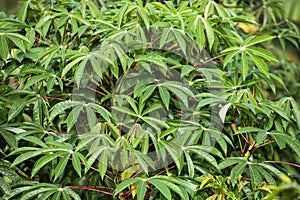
[0,0,19,14]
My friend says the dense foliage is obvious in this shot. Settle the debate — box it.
[0,0,300,199]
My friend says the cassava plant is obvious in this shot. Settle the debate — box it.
[0,0,300,199]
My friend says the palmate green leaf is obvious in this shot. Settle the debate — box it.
[158,86,170,110]
[114,178,142,196]
[6,184,54,199]
[150,2,172,14]
[156,179,189,199]
[247,47,278,62]
[184,151,195,178]
[196,17,205,49]
[2,186,33,200]
[17,0,30,22]
[70,17,79,36]
[173,29,187,55]
[165,1,177,14]
[80,0,87,17]
[11,148,55,167]
[0,35,9,61]
[269,73,288,93]
[19,187,56,200]
[69,12,91,27]
[24,28,35,50]
[137,180,147,200]
[215,136,227,155]
[8,98,28,122]
[14,185,80,200]
[270,132,300,157]
[290,97,300,129]
[137,84,156,102]
[162,82,193,108]
[249,164,262,188]
[169,176,197,195]
[244,35,275,47]
[6,35,26,53]
[247,51,269,77]
[219,157,247,169]
[235,127,264,134]
[230,162,247,186]
[204,1,213,19]
[160,28,172,49]
[9,147,39,155]
[160,141,183,173]
[88,103,111,122]
[31,152,61,177]
[117,4,128,28]
[135,152,156,175]
[64,188,81,200]
[143,116,169,131]
[0,177,11,194]
[0,168,22,185]
[74,58,88,86]
[7,33,30,46]
[257,163,282,178]
[120,96,139,115]
[98,150,108,180]
[46,141,72,149]
[148,179,171,200]
[35,16,52,38]
[61,54,88,77]
[204,129,233,156]
[0,18,29,29]
[54,152,71,181]
[258,166,277,185]
[186,146,219,170]
[85,147,105,171]
[22,136,47,148]
[221,46,240,53]
[261,102,290,121]
[255,131,267,146]
[71,152,82,177]
[201,17,214,50]
[62,190,72,200]
[181,65,195,77]
[213,1,230,18]
[87,1,100,19]
[197,98,223,108]
[66,105,83,133]
[242,35,258,45]
[33,97,48,124]
[51,191,62,200]
[110,42,128,72]
[0,128,17,148]
[49,101,81,121]
[222,50,239,67]
[36,46,60,68]
[86,105,96,130]
[219,103,231,123]
[6,89,37,96]
[163,81,194,97]
[25,74,50,89]
[91,19,117,30]
[135,55,168,72]
[241,51,249,80]
[112,106,137,117]
[141,102,163,116]
[137,7,150,30]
